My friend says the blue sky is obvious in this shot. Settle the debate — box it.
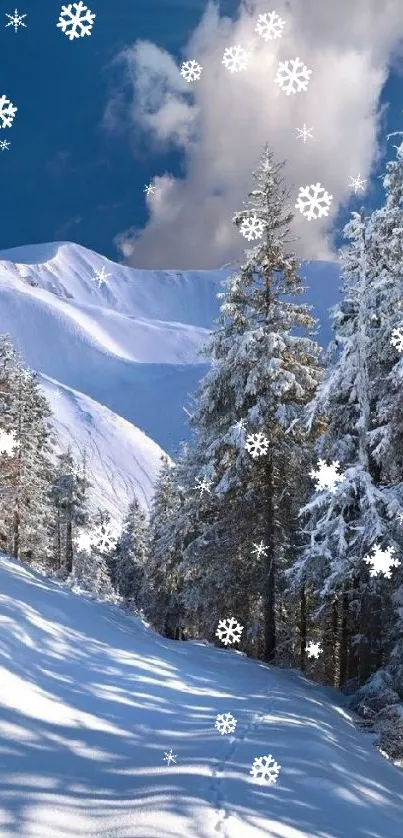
[1,0,403,270]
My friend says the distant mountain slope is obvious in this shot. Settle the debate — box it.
[0,241,341,517]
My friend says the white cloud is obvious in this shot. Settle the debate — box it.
[104,0,403,269]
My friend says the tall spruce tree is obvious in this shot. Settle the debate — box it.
[112,496,148,605]
[173,145,323,660]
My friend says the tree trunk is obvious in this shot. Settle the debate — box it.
[12,505,20,559]
[339,588,349,687]
[300,584,307,671]
[65,518,73,574]
[263,456,276,662]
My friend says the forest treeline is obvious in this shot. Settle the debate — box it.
[1,140,403,763]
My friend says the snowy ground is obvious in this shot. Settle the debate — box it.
[0,555,401,837]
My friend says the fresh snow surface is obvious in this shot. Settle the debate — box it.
[0,554,401,838]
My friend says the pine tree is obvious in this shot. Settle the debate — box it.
[50,448,89,573]
[113,496,147,605]
[174,145,323,659]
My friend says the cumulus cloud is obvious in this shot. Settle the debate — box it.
[104,0,403,270]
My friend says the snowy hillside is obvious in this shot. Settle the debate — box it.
[0,553,401,838]
[0,241,340,516]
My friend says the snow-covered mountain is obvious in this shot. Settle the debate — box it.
[0,552,401,838]
[0,241,340,517]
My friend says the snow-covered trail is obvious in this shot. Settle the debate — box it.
[0,556,401,838]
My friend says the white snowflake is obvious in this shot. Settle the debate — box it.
[92,266,110,287]
[255,10,285,41]
[251,541,268,559]
[92,523,118,554]
[349,174,367,193]
[144,183,156,197]
[245,432,269,459]
[233,417,247,435]
[310,459,344,493]
[193,477,212,497]
[296,123,314,143]
[306,640,322,659]
[214,712,237,735]
[215,616,244,646]
[0,95,17,129]
[295,183,333,221]
[274,57,311,95]
[390,327,403,353]
[57,2,95,40]
[240,214,265,242]
[163,748,177,765]
[180,60,203,83]
[0,429,19,456]
[5,8,27,32]
[363,543,400,579]
[250,754,281,785]
[0,139,10,151]
[222,45,248,73]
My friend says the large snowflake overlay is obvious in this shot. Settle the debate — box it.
[390,327,403,353]
[251,541,268,559]
[240,214,265,241]
[349,174,366,193]
[306,640,322,659]
[92,523,118,554]
[310,459,344,493]
[250,754,281,785]
[215,617,244,646]
[275,57,311,95]
[363,543,400,579]
[0,95,17,129]
[296,124,314,143]
[245,432,269,459]
[214,712,237,735]
[255,11,285,41]
[295,183,333,221]
[5,9,27,32]
[163,748,177,765]
[222,45,248,73]
[194,477,212,497]
[180,60,203,83]
[57,2,95,40]
[92,266,110,287]
[0,429,19,456]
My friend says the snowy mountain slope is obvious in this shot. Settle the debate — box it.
[38,375,168,519]
[0,556,402,838]
[0,243,223,455]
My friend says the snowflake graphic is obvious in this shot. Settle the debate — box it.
[91,523,118,554]
[222,45,248,73]
[92,266,110,287]
[349,174,367,193]
[214,712,237,735]
[295,183,333,221]
[251,541,268,559]
[296,123,314,143]
[390,327,403,353]
[363,543,400,579]
[240,214,265,242]
[163,748,177,765]
[245,432,269,459]
[0,139,10,151]
[75,530,94,553]
[306,640,322,659]
[180,60,203,83]
[144,183,156,196]
[0,429,19,456]
[255,10,285,41]
[274,57,312,95]
[57,2,95,40]
[0,95,17,129]
[250,754,281,785]
[215,616,244,646]
[310,459,344,493]
[194,477,212,497]
[5,8,27,32]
